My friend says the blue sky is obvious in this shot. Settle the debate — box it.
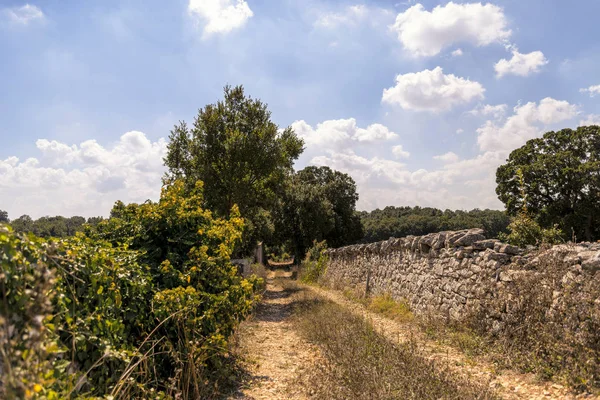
[1,0,599,218]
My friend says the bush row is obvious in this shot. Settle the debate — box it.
[0,180,262,399]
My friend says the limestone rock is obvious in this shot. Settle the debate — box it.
[455,229,486,246]
[431,232,448,250]
[472,239,499,250]
[495,243,521,255]
[581,251,600,273]
[446,230,468,247]
[482,249,507,263]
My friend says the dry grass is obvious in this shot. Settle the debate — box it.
[368,293,414,322]
[324,249,600,394]
[341,288,414,323]
[292,293,498,400]
[472,247,600,393]
[419,318,487,360]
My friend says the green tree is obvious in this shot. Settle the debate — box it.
[276,166,363,257]
[86,216,104,226]
[8,214,88,238]
[496,126,600,241]
[67,216,86,235]
[0,210,8,223]
[358,206,509,243]
[164,85,304,254]
[10,214,33,233]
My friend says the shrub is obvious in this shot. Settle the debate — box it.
[499,212,563,247]
[299,240,328,284]
[0,180,262,399]
[267,245,293,262]
[245,263,267,292]
[0,225,64,399]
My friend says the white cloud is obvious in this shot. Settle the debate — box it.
[315,5,369,28]
[390,2,511,57]
[296,97,581,212]
[314,4,394,30]
[0,132,167,218]
[451,48,463,57]
[468,103,507,119]
[188,0,253,38]
[307,148,503,211]
[535,98,579,124]
[580,85,600,97]
[476,98,578,152]
[2,4,44,25]
[494,50,548,77]
[291,118,398,149]
[433,152,459,163]
[310,150,411,188]
[36,139,81,165]
[392,145,410,159]
[382,67,485,112]
[456,128,464,134]
[580,114,600,126]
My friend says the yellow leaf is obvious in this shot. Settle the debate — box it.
[97,286,103,295]
[34,384,42,393]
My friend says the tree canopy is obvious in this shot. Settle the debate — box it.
[275,166,363,257]
[8,214,101,238]
[496,126,600,241]
[0,210,8,223]
[359,206,509,243]
[164,85,304,254]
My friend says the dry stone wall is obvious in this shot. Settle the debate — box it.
[323,229,600,321]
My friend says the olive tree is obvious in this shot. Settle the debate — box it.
[496,126,600,241]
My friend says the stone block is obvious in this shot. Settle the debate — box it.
[445,230,467,247]
[432,232,448,250]
[581,251,600,273]
[484,250,511,263]
[455,229,486,246]
[496,243,521,255]
[472,239,499,250]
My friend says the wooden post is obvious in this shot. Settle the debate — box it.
[365,265,372,298]
[254,242,264,265]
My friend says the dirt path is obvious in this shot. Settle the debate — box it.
[232,272,595,400]
[230,272,320,399]
[309,285,595,400]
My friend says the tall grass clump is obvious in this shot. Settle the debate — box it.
[0,180,262,399]
[294,296,496,400]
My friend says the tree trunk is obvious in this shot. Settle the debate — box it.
[585,213,593,242]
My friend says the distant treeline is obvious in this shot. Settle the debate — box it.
[0,210,103,238]
[1,206,510,243]
[358,206,510,243]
